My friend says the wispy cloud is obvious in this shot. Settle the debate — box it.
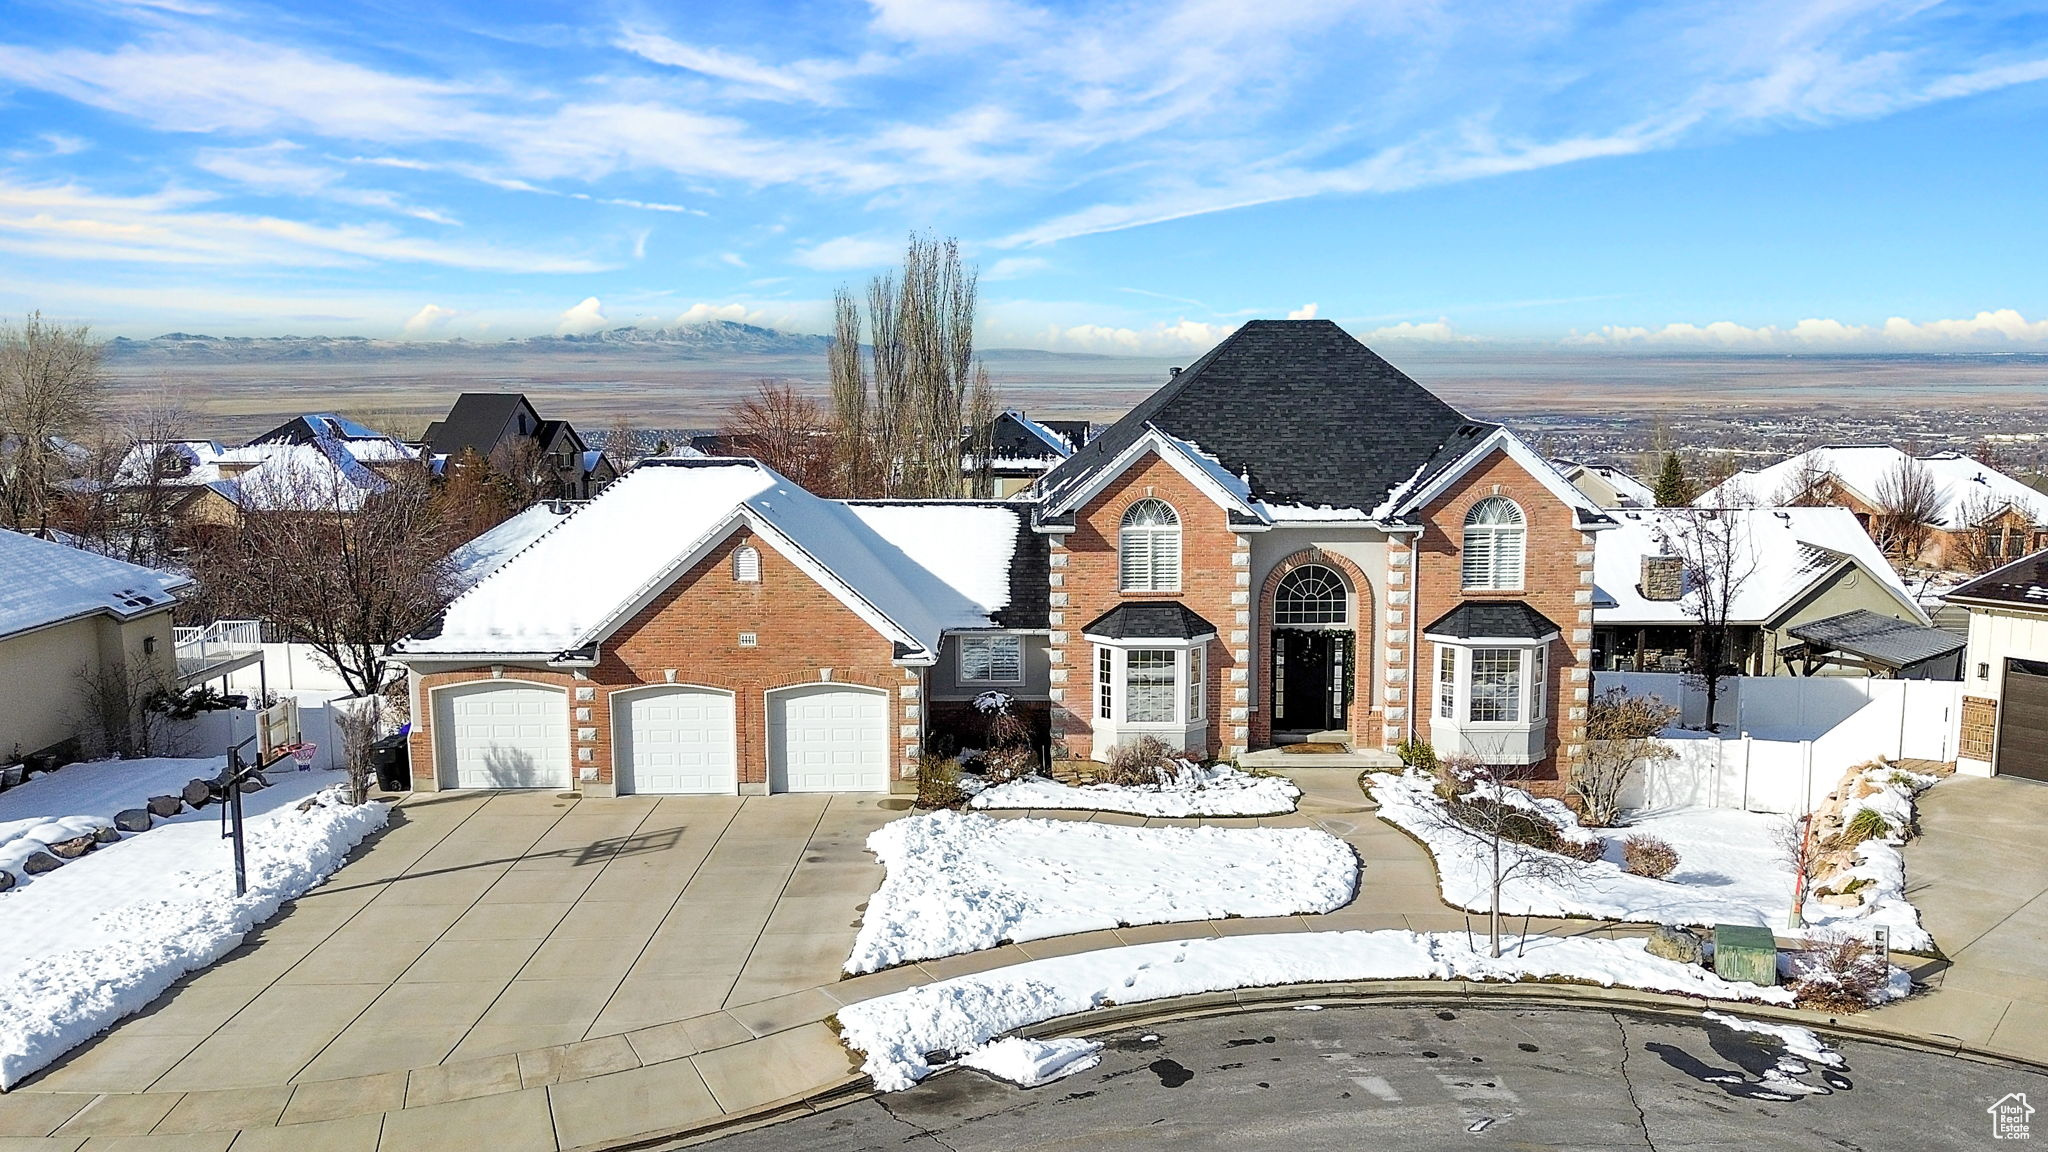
[1568,309,2048,349]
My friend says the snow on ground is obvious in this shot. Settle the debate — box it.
[967,763,1300,818]
[1368,772,1931,951]
[846,810,1357,975]
[836,930,1800,1091]
[1701,1010,1847,1097]
[0,758,388,1089]
[956,1036,1104,1087]
[0,757,234,884]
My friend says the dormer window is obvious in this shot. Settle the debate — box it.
[1119,498,1181,592]
[1461,497,1526,591]
[733,545,761,583]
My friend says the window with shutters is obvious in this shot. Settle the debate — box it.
[733,544,761,583]
[1460,497,1525,591]
[958,635,1023,684]
[1119,498,1181,592]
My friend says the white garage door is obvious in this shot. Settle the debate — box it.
[435,682,568,789]
[615,687,736,794]
[769,685,888,793]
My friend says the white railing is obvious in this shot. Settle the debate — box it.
[174,619,264,666]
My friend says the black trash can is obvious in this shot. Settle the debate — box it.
[370,733,411,792]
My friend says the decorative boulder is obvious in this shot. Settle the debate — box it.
[22,851,64,875]
[1645,924,1704,966]
[239,777,267,793]
[92,825,121,844]
[1818,892,1862,909]
[182,779,215,808]
[47,834,96,859]
[0,869,13,891]
[115,809,153,833]
[148,794,184,818]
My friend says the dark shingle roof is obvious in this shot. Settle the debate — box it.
[1080,601,1218,640]
[1035,320,1493,515]
[1947,549,2048,613]
[1423,601,1561,640]
[1785,609,1965,670]
[424,393,537,459]
[969,412,1075,465]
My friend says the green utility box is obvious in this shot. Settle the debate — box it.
[1712,924,1779,987]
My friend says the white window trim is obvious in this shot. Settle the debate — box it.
[1460,498,1527,592]
[732,544,761,583]
[1118,499,1182,593]
[956,633,1025,685]
[1090,638,1210,727]
[1427,639,1552,733]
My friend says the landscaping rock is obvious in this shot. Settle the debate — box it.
[47,834,97,859]
[1645,924,1704,965]
[148,794,184,818]
[1818,892,1862,909]
[0,869,13,891]
[239,777,267,793]
[115,809,153,833]
[22,851,64,875]
[92,825,121,844]
[182,779,215,808]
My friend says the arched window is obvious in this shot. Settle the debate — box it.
[1119,498,1181,592]
[1461,497,1525,590]
[1274,564,1347,625]
[733,544,761,583]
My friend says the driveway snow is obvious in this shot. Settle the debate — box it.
[967,764,1300,818]
[836,929,1801,1091]
[0,758,388,1088]
[846,810,1357,975]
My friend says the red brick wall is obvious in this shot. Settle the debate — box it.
[408,528,913,790]
[1049,452,1245,759]
[1410,448,1593,794]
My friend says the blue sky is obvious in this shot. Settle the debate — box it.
[3,0,2047,352]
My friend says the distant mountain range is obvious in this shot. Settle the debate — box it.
[103,320,1120,363]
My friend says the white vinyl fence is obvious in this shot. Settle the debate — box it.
[1603,672,1960,815]
[169,694,372,772]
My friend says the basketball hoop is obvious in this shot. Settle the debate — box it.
[290,742,318,771]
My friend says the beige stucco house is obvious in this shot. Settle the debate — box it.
[0,529,192,763]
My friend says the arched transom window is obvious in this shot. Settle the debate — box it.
[1119,498,1181,592]
[1274,564,1347,626]
[1461,497,1526,591]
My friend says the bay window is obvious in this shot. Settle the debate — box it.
[1426,639,1555,765]
[1088,640,1211,756]
[1126,650,1177,722]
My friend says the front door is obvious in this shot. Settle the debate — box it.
[1274,631,1344,732]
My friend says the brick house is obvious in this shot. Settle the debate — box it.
[390,319,1609,795]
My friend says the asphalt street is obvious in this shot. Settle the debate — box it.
[705,1003,2047,1150]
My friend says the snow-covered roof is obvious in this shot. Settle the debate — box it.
[398,459,1030,662]
[232,440,392,512]
[1697,445,2048,527]
[1555,460,1657,509]
[0,530,191,640]
[1593,506,1923,627]
[111,440,228,488]
[448,502,578,592]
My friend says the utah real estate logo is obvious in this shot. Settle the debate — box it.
[1991,1092,2036,1140]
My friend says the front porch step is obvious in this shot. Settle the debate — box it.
[1239,746,1403,770]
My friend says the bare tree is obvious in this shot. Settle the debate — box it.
[828,285,875,495]
[1946,491,2024,573]
[1871,454,1941,562]
[1771,449,1835,507]
[434,447,517,544]
[193,464,455,698]
[963,364,998,498]
[1656,508,1756,730]
[601,413,640,468]
[1412,756,1593,957]
[0,312,104,530]
[1573,688,1681,827]
[722,380,835,492]
[488,436,557,508]
[1775,813,1823,930]
[334,696,385,804]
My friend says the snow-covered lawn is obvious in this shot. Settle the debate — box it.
[966,763,1300,818]
[836,929,1804,1091]
[846,809,1357,975]
[0,757,388,1089]
[1368,772,1931,951]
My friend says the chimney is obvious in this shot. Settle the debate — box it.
[1641,555,1683,601]
[1169,367,1182,377]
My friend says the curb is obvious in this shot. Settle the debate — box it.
[596,977,2048,1150]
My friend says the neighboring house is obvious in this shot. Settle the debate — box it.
[1554,459,1657,509]
[1946,549,2048,780]
[387,319,1613,796]
[110,415,426,520]
[389,459,1044,795]
[0,529,190,761]
[422,394,615,499]
[1697,445,2048,570]
[1026,319,1612,780]
[1591,506,1942,678]
[963,410,1091,497]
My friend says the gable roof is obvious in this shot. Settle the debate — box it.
[423,393,540,459]
[244,412,390,446]
[1034,320,1491,520]
[0,530,191,640]
[1945,548,2048,613]
[1593,506,1923,627]
[396,459,1039,662]
[1556,459,1657,509]
[1697,445,2048,527]
[448,502,579,592]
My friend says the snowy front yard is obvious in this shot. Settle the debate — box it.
[1369,771,1931,951]
[0,757,387,1089]
[836,929,1804,1091]
[846,809,1356,975]
[966,762,1301,818]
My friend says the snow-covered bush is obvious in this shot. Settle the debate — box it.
[1101,736,1193,787]
[1622,834,1680,879]
[1786,932,1893,1012]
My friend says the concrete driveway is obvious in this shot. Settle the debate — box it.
[21,789,898,1095]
